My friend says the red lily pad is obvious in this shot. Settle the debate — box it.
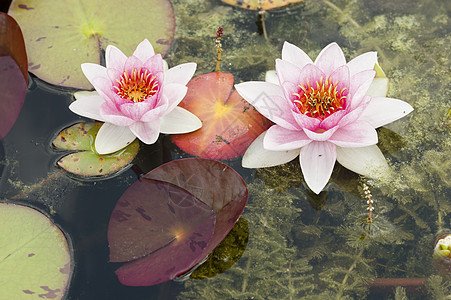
[0,12,28,83]
[0,203,71,299]
[109,179,216,286]
[221,0,305,10]
[52,122,139,177]
[8,0,175,89]
[0,12,28,141]
[172,72,271,159]
[108,158,248,286]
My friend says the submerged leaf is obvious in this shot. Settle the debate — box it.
[8,0,175,89]
[109,179,216,286]
[191,217,249,279]
[52,122,139,177]
[0,203,71,299]
[172,72,271,159]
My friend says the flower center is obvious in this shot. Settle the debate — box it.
[293,76,347,119]
[113,68,159,102]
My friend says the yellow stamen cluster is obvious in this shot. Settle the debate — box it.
[114,68,158,102]
[293,76,347,119]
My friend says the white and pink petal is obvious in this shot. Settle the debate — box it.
[132,39,155,62]
[328,121,378,147]
[299,141,336,194]
[105,45,127,70]
[129,119,161,144]
[99,103,135,126]
[164,62,197,86]
[263,125,311,151]
[69,95,105,122]
[303,126,339,141]
[235,81,299,130]
[359,97,414,128]
[336,145,390,179]
[81,63,108,84]
[159,106,202,134]
[265,70,278,85]
[161,83,188,113]
[242,131,300,168]
[95,123,137,155]
[346,51,378,76]
[281,41,313,70]
[143,53,164,74]
[314,43,346,76]
[365,77,389,97]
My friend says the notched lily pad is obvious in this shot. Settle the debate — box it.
[172,72,271,159]
[0,203,71,299]
[52,122,139,177]
[8,0,175,89]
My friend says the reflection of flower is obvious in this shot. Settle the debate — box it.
[236,42,413,194]
[70,39,201,154]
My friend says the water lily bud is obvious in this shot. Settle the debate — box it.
[433,234,451,277]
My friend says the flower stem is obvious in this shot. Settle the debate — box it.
[215,26,223,72]
[258,1,268,40]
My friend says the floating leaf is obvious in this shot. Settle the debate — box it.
[0,12,27,141]
[0,203,71,299]
[52,122,139,177]
[108,179,216,286]
[221,0,305,10]
[190,217,249,279]
[8,0,175,89]
[108,158,248,286]
[172,72,271,159]
[0,12,28,83]
[145,158,248,265]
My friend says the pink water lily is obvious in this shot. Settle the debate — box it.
[69,39,201,154]
[235,42,413,194]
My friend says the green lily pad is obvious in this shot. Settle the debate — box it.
[0,203,71,299]
[8,0,175,89]
[52,122,139,177]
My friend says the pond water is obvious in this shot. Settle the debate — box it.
[1,0,450,299]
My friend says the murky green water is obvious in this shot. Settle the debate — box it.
[1,0,449,299]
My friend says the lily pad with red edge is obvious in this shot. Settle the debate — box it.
[172,72,271,159]
[0,203,72,299]
[221,0,305,10]
[0,12,28,141]
[108,179,216,286]
[8,0,175,89]
[144,158,248,267]
[52,122,139,177]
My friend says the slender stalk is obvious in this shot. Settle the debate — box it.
[335,247,365,299]
[215,26,223,72]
